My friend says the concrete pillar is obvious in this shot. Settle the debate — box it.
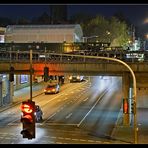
[122,73,130,126]
[0,75,2,106]
[10,81,14,103]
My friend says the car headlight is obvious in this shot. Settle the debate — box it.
[77,76,80,79]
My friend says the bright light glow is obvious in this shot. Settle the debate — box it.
[143,18,148,24]
[21,104,33,113]
[77,76,80,79]
[69,76,72,80]
[39,55,45,58]
[145,34,148,39]
[123,99,128,113]
[106,30,111,35]
[52,88,55,91]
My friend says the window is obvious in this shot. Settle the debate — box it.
[20,75,29,84]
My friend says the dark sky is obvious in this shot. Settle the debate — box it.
[0,4,147,24]
[0,4,148,33]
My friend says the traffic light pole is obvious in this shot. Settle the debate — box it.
[20,51,36,139]
[30,50,33,101]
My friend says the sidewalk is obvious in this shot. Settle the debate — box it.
[111,114,133,144]
[111,108,148,144]
[1,81,147,144]
[0,82,46,112]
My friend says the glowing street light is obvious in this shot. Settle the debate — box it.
[143,18,148,24]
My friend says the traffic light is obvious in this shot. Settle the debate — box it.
[9,66,14,82]
[131,101,136,114]
[20,100,36,139]
[123,99,129,114]
[44,67,49,82]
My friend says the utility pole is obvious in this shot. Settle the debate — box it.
[30,50,33,101]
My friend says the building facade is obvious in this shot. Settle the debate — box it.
[5,24,83,43]
[0,27,5,43]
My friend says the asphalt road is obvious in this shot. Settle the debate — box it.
[0,76,124,144]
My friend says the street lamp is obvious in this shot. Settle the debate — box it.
[29,50,33,101]
[50,53,138,144]
[106,30,111,35]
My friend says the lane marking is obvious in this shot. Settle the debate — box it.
[65,113,72,119]
[63,98,68,101]
[77,89,109,127]
[83,97,89,102]
[43,113,56,123]
[40,123,77,126]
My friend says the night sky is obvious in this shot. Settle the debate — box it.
[0,4,148,34]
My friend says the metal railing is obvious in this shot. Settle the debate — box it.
[0,49,147,63]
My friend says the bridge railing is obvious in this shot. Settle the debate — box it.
[0,50,148,63]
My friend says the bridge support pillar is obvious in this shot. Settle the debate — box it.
[10,81,14,103]
[122,73,131,126]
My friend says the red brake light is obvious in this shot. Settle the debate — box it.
[123,99,128,114]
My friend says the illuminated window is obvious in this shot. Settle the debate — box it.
[20,75,29,84]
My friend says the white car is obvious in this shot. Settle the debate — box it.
[44,83,60,94]
[69,75,84,83]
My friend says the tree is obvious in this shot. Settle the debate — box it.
[109,16,130,47]
[79,14,130,47]
[84,15,110,42]
[69,12,95,35]
[113,11,131,27]
[0,17,13,27]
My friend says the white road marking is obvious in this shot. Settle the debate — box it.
[48,141,55,144]
[7,118,20,126]
[65,137,71,140]
[77,89,109,127]
[80,139,86,141]
[7,123,19,126]
[65,113,72,119]
[5,137,11,139]
[42,113,56,123]
[51,136,56,139]
[57,99,61,102]
[95,140,101,143]
[58,137,64,139]
[87,140,94,142]
[63,98,68,101]
[41,123,77,126]
[83,97,89,102]
[55,142,63,144]
[43,136,49,138]
[72,138,77,141]
[103,142,111,144]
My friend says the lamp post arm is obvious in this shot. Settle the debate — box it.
[52,53,137,144]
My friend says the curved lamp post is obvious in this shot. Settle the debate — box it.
[49,53,138,144]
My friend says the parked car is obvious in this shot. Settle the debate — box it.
[69,75,84,83]
[35,105,43,122]
[44,83,60,94]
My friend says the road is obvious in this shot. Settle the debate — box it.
[0,76,124,144]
